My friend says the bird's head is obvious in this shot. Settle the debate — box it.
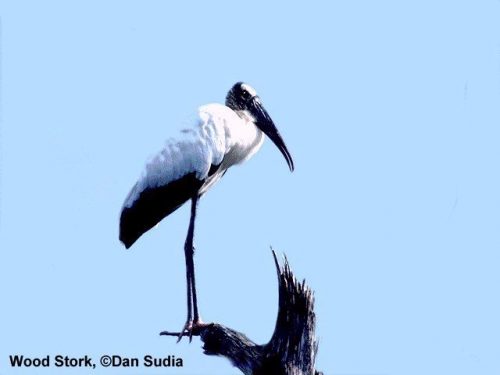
[226,82,294,172]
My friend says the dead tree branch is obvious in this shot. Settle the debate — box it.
[165,251,323,375]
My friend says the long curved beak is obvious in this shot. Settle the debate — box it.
[249,96,294,172]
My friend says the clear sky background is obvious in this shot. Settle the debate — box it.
[1,1,500,374]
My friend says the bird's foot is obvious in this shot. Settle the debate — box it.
[160,319,209,343]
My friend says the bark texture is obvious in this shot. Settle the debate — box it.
[181,251,323,375]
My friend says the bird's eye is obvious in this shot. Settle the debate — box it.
[241,90,249,98]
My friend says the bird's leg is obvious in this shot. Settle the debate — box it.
[160,237,195,341]
[178,226,194,342]
[191,245,201,324]
[180,197,197,341]
[184,195,206,340]
[160,195,206,342]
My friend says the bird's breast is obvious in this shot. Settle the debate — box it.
[223,117,264,167]
[199,104,265,168]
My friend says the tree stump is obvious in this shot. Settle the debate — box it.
[165,251,323,375]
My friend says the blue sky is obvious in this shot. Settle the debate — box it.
[1,1,500,374]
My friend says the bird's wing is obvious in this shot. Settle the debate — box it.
[119,105,230,248]
[119,172,204,249]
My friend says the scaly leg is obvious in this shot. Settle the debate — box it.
[160,195,205,341]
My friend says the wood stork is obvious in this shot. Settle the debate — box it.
[119,82,294,340]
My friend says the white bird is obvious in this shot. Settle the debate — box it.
[119,82,294,340]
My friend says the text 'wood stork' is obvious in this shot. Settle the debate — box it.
[119,82,294,340]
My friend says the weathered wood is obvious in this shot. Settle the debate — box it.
[170,251,323,375]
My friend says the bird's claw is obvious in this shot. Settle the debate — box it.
[159,320,208,343]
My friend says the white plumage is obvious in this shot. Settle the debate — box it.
[123,103,264,210]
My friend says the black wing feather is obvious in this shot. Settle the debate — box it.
[119,173,204,249]
[119,163,224,249]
